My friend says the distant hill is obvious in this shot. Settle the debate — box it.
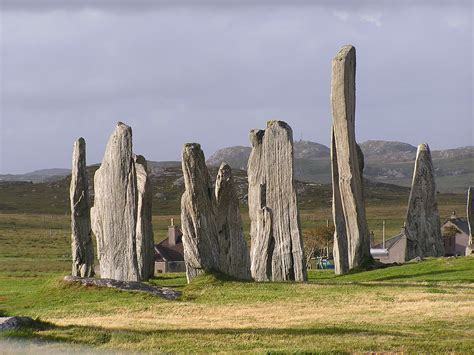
[206,140,473,192]
[0,168,71,183]
[1,140,472,192]
[0,164,412,216]
[206,146,251,171]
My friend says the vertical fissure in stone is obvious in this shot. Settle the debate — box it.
[260,183,267,208]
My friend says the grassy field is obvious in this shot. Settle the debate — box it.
[1,206,473,352]
[1,259,473,352]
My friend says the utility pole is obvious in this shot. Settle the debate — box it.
[382,220,386,249]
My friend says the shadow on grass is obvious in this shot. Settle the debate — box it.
[2,320,406,347]
[372,269,468,281]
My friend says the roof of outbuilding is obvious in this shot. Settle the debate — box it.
[373,232,405,250]
[154,235,184,262]
[442,217,470,235]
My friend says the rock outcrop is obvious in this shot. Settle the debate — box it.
[330,45,372,274]
[248,121,307,282]
[465,187,473,255]
[404,143,444,260]
[91,122,153,281]
[63,276,181,300]
[70,138,94,277]
[215,162,251,280]
[180,143,220,282]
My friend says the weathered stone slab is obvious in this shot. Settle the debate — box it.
[215,162,251,280]
[331,129,348,275]
[135,155,155,280]
[91,122,140,281]
[330,45,372,274]
[180,143,220,283]
[467,187,474,256]
[248,121,307,282]
[70,137,94,277]
[404,143,444,260]
[63,276,181,300]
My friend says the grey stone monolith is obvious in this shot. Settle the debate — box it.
[135,155,155,279]
[248,120,307,282]
[330,45,372,274]
[70,137,94,277]
[91,122,153,282]
[215,162,252,280]
[467,187,474,256]
[180,143,220,283]
[404,143,444,260]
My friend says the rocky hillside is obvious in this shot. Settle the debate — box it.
[0,164,412,216]
[206,140,473,192]
[2,140,472,192]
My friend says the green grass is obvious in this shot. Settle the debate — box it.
[0,191,472,352]
[1,258,473,352]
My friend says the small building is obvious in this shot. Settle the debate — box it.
[371,229,407,264]
[154,220,186,274]
[442,212,470,256]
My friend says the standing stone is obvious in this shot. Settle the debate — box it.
[330,45,372,274]
[404,143,444,260]
[91,122,142,281]
[215,162,252,280]
[181,143,220,283]
[331,129,348,275]
[70,138,94,277]
[135,155,155,279]
[248,121,307,282]
[466,187,474,256]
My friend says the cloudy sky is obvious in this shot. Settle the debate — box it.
[0,0,472,174]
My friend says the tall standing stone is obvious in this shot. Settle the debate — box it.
[330,45,372,274]
[91,122,153,282]
[215,162,251,280]
[404,143,444,260]
[135,155,155,279]
[248,120,307,282]
[70,138,94,277]
[181,143,220,283]
[466,187,474,256]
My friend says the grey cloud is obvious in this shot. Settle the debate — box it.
[0,1,472,173]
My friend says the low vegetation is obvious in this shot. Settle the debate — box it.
[0,185,471,352]
[1,258,473,352]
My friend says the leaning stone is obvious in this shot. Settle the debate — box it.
[180,143,220,283]
[91,122,140,281]
[215,162,252,280]
[330,45,372,274]
[63,276,181,300]
[248,121,307,282]
[135,155,155,280]
[404,143,444,260]
[70,137,94,277]
[465,187,473,256]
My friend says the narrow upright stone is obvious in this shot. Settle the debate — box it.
[330,45,372,274]
[404,143,444,260]
[91,122,140,281]
[248,121,307,282]
[180,143,220,283]
[135,155,155,279]
[70,138,94,277]
[467,187,474,256]
[330,129,348,275]
[215,162,251,280]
